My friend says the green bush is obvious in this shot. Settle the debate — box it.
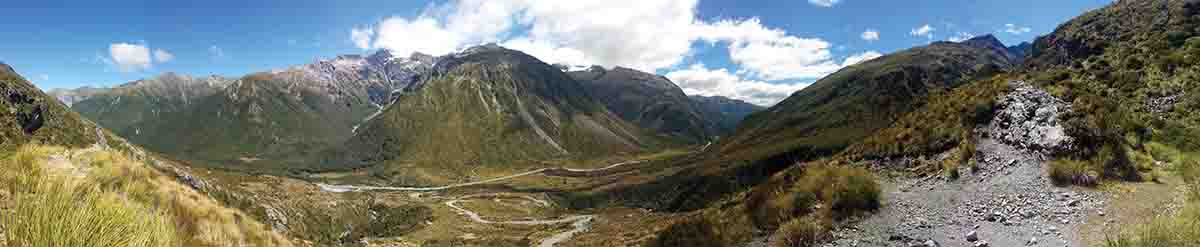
[792,165,882,219]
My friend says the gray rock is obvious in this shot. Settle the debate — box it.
[984,80,1074,154]
[966,231,979,242]
[924,240,940,247]
[973,241,990,247]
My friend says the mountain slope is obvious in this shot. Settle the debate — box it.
[321,44,654,171]
[569,66,719,142]
[0,62,294,246]
[53,50,433,168]
[688,95,763,135]
[717,39,1013,164]
[0,62,116,149]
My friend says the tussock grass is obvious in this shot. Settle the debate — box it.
[0,145,293,247]
[774,215,833,247]
[1104,159,1200,247]
[647,199,753,247]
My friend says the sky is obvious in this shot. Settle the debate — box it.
[1,0,1112,106]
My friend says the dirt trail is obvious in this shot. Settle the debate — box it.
[818,138,1107,247]
[443,194,594,247]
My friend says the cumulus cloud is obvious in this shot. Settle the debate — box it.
[153,49,174,63]
[666,64,808,106]
[696,18,844,81]
[842,51,882,66]
[351,0,869,99]
[109,43,153,72]
[947,32,975,42]
[350,27,374,50]
[861,29,879,41]
[808,0,841,7]
[910,24,935,40]
[1004,24,1031,34]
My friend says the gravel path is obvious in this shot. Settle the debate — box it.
[823,138,1107,247]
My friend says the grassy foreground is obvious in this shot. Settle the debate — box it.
[1104,146,1200,247]
[0,145,292,247]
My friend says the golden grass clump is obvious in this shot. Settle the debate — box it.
[0,145,293,247]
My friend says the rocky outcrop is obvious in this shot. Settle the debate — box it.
[983,80,1074,154]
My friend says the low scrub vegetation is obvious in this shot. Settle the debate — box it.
[845,75,1006,177]
[0,145,292,247]
[1105,151,1200,247]
[650,163,879,247]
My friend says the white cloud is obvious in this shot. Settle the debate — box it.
[153,49,174,63]
[350,27,374,50]
[351,0,867,99]
[109,43,153,72]
[696,18,843,81]
[373,16,469,58]
[861,29,879,41]
[666,63,808,106]
[910,24,935,40]
[1004,24,1031,34]
[500,38,592,66]
[947,32,975,42]
[209,46,226,59]
[808,0,841,7]
[38,74,49,81]
[842,51,882,66]
[357,0,710,72]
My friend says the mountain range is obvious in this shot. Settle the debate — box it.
[14,1,1200,245]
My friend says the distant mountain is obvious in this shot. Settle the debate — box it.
[1006,42,1033,63]
[717,38,1014,166]
[52,50,434,167]
[321,44,656,171]
[688,95,763,135]
[960,34,1023,63]
[568,66,718,143]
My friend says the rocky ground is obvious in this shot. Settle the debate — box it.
[822,80,1105,247]
[825,138,1105,247]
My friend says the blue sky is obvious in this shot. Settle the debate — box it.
[1,0,1111,105]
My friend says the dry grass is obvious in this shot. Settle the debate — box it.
[0,145,293,247]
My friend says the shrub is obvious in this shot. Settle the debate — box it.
[773,215,833,247]
[1048,159,1098,186]
[647,217,724,247]
[792,165,882,219]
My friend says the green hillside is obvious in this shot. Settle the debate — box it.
[319,45,657,173]
[570,66,719,143]
[718,40,1013,166]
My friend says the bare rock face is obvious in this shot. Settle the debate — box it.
[984,80,1074,154]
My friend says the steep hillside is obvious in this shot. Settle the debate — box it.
[717,38,1013,166]
[569,66,719,142]
[49,73,232,143]
[689,95,763,135]
[0,62,293,246]
[135,73,378,166]
[322,44,654,172]
[0,62,117,149]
